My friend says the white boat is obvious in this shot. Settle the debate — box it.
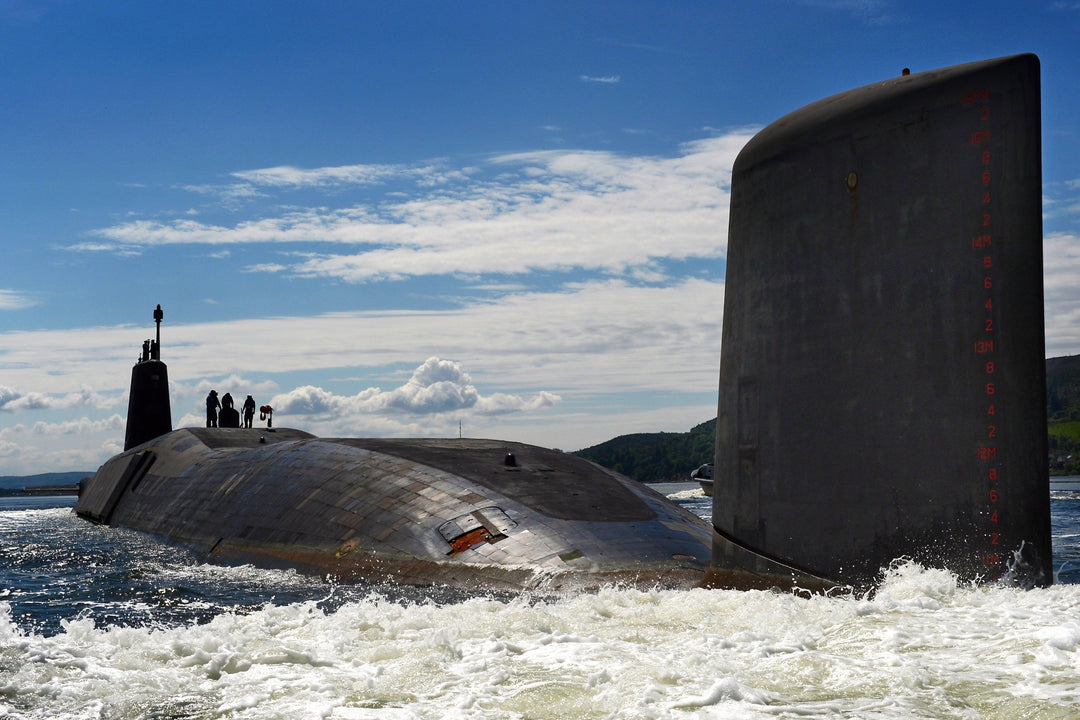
[690,463,713,497]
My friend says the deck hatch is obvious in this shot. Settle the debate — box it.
[439,507,516,554]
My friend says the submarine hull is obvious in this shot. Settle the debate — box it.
[712,54,1050,588]
[77,428,713,590]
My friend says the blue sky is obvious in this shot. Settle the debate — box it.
[2,0,1080,474]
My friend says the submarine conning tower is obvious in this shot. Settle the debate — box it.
[124,304,172,450]
[710,54,1052,589]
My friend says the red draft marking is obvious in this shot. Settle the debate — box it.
[967,84,1004,578]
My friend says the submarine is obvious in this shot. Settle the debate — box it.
[78,54,1053,593]
[75,307,714,591]
[708,54,1053,589]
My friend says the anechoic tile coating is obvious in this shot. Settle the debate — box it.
[76,427,712,589]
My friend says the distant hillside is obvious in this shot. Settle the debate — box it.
[0,471,90,491]
[577,356,1080,481]
[573,419,714,483]
[1047,355,1080,420]
[1048,354,1080,473]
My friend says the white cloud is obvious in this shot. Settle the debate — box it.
[0,385,120,413]
[0,416,123,444]
[0,278,724,421]
[580,75,621,84]
[80,138,743,295]
[232,163,409,187]
[29,415,126,437]
[240,263,287,274]
[0,289,36,310]
[74,133,752,283]
[175,374,280,400]
[1043,231,1080,357]
[178,183,265,202]
[271,357,559,418]
[0,414,125,470]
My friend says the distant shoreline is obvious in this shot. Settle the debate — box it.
[0,485,80,497]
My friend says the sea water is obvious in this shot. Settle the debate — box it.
[0,483,1077,719]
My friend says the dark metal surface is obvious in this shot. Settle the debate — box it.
[713,54,1051,587]
[78,428,712,590]
[336,437,657,522]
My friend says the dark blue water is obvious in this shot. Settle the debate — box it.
[1050,478,1080,582]
[2,481,1077,637]
[0,496,519,637]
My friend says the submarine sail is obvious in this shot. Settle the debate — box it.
[124,304,171,451]
[710,54,1051,588]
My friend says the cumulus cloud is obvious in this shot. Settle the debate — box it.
[0,385,119,413]
[31,415,126,436]
[271,357,559,419]
[0,415,125,440]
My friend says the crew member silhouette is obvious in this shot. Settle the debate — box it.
[243,395,256,428]
[206,390,220,427]
[221,392,234,410]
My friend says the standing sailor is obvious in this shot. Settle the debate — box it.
[206,390,220,428]
[242,395,256,428]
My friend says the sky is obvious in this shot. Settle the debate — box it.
[2,0,1080,475]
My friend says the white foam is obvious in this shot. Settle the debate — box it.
[1,563,1079,718]
[665,487,707,501]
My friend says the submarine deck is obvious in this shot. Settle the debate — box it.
[182,429,656,522]
[77,427,713,590]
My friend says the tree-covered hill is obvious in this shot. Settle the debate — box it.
[573,419,714,483]
[576,355,1080,481]
[1047,354,1080,473]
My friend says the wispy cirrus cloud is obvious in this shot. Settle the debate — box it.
[231,161,473,190]
[147,162,474,210]
[232,163,412,188]
[177,182,266,201]
[0,289,37,310]
[74,132,754,282]
[580,74,620,84]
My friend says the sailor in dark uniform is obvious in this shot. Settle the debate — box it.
[206,390,220,427]
[242,395,256,428]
